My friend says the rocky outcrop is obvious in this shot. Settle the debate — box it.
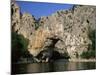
[29,27,50,56]
[11,2,20,32]
[11,2,96,59]
[37,5,96,58]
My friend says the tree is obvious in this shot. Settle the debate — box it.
[11,31,30,62]
[81,29,96,59]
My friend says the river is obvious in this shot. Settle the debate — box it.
[12,60,96,74]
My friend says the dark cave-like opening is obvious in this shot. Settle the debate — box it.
[35,37,69,62]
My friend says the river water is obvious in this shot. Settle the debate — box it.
[12,60,96,74]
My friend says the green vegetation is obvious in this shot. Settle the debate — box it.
[80,29,96,59]
[12,32,32,62]
[35,22,41,30]
[80,50,96,59]
[89,30,96,50]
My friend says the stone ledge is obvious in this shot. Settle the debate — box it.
[69,58,96,62]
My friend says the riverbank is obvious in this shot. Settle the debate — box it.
[69,58,96,62]
[12,60,96,74]
[12,58,96,64]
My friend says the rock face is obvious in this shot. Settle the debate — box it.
[11,2,96,59]
[11,2,20,32]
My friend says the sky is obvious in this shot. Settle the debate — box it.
[16,1,74,19]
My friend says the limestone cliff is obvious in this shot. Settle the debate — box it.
[11,2,96,59]
[11,2,20,32]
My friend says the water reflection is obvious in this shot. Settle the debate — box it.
[12,61,96,74]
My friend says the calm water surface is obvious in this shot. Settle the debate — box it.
[12,60,96,74]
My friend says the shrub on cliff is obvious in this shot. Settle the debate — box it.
[89,30,96,50]
[81,29,96,59]
[35,21,41,30]
[80,50,95,59]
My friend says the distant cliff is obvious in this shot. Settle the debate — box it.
[11,2,96,59]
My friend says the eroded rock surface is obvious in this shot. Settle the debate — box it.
[11,2,96,59]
